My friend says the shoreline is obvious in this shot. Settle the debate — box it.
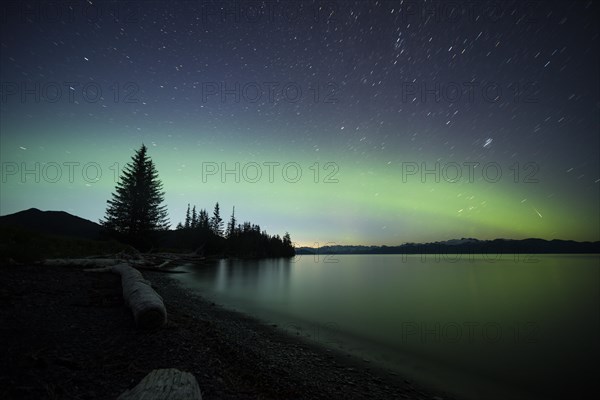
[160,268,459,400]
[168,261,545,400]
[0,263,455,399]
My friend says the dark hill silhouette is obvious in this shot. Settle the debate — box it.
[0,208,102,240]
[2,209,597,255]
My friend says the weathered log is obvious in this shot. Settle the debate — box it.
[110,263,167,329]
[117,368,202,400]
[42,258,123,268]
[82,263,167,327]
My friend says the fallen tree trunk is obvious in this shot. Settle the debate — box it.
[118,368,202,400]
[42,258,128,268]
[43,257,171,328]
[110,263,167,329]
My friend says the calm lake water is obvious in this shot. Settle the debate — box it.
[174,254,599,400]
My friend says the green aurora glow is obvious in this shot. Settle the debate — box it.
[1,128,597,246]
[1,1,598,246]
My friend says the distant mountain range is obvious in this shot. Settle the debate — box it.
[296,238,600,254]
[1,209,599,253]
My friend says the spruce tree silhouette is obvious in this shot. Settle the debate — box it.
[226,206,237,239]
[184,203,191,229]
[210,202,224,237]
[101,144,169,250]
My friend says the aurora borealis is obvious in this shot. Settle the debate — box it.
[1,1,598,246]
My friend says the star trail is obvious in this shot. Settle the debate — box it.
[1,0,598,245]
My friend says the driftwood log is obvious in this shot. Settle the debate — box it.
[111,263,167,329]
[83,263,167,329]
[42,257,172,328]
[42,258,133,268]
[118,368,202,400]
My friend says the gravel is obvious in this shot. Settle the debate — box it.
[0,263,456,400]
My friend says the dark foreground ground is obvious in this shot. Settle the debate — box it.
[0,263,454,400]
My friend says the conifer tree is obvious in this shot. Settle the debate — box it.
[283,232,292,247]
[101,144,169,248]
[226,206,237,239]
[191,206,198,228]
[184,204,191,229]
[210,202,224,236]
[199,209,209,230]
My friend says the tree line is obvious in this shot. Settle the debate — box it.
[100,144,294,257]
[172,203,294,257]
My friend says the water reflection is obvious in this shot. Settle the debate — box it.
[175,255,599,400]
[180,258,294,310]
[215,258,292,295]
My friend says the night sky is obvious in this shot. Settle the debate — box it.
[1,0,598,246]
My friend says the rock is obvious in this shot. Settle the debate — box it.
[117,368,201,400]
